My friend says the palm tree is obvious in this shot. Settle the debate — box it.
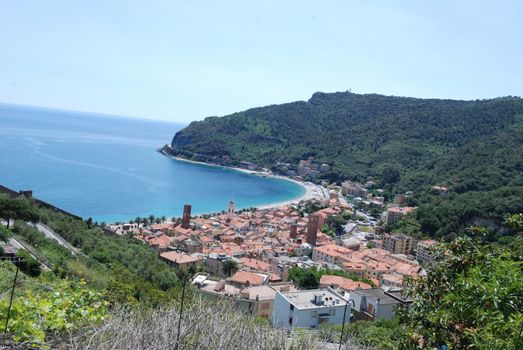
[155,217,161,224]
[161,215,166,223]
[148,214,155,225]
[135,217,142,226]
[222,259,238,277]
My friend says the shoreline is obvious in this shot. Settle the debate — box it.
[164,154,328,211]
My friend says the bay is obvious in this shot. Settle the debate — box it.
[0,104,305,223]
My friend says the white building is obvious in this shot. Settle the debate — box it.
[271,287,351,330]
[350,288,405,321]
[416,240,438,265]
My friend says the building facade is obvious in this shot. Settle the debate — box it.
[383,234,416,255]
[306,214,319,245]
[416,240,438,265]
[272,288,350,330]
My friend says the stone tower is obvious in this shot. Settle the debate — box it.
[306,214,319,246]
[227,199,235,221]
[289,223,298,239]
[182,204,192,229]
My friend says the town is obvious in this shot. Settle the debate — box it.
[108,163,441,331]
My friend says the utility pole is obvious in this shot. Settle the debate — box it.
[338,299,354,350]
[175,274,189,350]
[3,257,20,337]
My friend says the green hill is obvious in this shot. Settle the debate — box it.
[170,92,523,238]
[171,92,523,190]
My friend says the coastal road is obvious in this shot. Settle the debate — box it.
[8,236,51,271]
[29,222,81,256]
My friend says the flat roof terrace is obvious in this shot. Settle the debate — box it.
[279,288,348,310]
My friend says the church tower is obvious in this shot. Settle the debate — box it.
[227,199,235,221]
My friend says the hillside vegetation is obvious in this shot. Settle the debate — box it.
[170,92,523,238]
[171,92,523,190]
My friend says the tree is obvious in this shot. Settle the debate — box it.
[398,234,523,349]
[222,259,238,277]
[0,196,39,229]
[326,215,348,235]
[16,250,41,277]
[381,166,400,185]
[148,215,155,225]
[300,271,319,289]
[0,225,12,241]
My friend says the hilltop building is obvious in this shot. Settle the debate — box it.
[382,234,416,255]
[416,240,438,265]
[386,207,415,225]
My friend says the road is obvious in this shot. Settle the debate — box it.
[8,236,51,271]
[29,222,81,256]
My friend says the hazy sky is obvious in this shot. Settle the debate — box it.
[1,1,522,123]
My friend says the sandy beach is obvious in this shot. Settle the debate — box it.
[166,154,328,210]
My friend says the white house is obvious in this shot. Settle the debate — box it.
[271,287,351,330]
[350,288,403,320]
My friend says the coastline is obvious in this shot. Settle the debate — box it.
[164,154,328,211]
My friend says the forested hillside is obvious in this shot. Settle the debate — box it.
[170,92,523,238]
[171,92,523,191]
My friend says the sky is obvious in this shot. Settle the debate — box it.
[0,0,522,123]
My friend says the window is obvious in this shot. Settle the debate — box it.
[329,309,336,316]
[311,310,318,318]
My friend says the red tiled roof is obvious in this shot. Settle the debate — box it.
[229,271,267,286]
[160,251,198,264]
[320,275,372,291]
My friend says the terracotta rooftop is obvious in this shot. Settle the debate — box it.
[160,251,198,264]
[229,271,267,286]
[240,257,271,272]
[320,275,372,292]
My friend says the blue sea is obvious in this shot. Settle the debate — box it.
[0,104,304,223]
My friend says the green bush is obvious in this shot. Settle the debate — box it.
[15,250,41,277]
[0,279,108,343]
[0,225,12,241]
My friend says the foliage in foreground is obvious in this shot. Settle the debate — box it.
[321,318,401,350]
[0,262,108,344]
[398,229,523,349]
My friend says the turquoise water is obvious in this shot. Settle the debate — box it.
[0,104,304,223]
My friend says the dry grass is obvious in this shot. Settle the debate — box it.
[56,298,370,350]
